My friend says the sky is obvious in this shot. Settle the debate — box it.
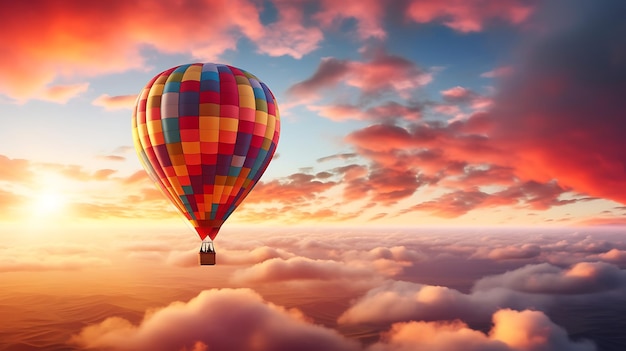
[1,0,626,350]
[1,0,625,229]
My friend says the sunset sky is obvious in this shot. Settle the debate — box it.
[1,1,626,350]
[1,0,624,230]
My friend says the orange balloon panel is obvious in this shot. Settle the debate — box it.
[132,63,280,240]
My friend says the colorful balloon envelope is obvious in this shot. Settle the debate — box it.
[132,63,280,242]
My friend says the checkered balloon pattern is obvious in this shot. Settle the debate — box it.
[132,63,280,240]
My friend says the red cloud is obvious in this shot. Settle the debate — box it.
[332,162,424,204]
[484,1,626,204]
[406,0,534,33]
[70,288,360,351]
[336,2,626,217]
[0,0,264,100]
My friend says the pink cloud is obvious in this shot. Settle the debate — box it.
[92,94,138,110]
[286,57,352,101]
[315,0,386,39]
[0,155,33,183]
[406,0,535,33]
[485,244,541,260]
[347,50,432,98]
[71,288,360,351]
[474,262,626,294]
[481,66,514,78]
[123,170,150,184]
[257,0,324,58]
[368,309,595,351]
[317,153,359,163]
[310,101,422,122]
[599,249,626,263]
[441,86,477,103]
[39,83,89,103]
[339,258,626,329]
[232,256,372,284]
[245,172,337,204]
[98,155,126,162]
[287,49,431,102]
[338,280,511,326]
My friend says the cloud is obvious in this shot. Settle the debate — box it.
[441,86,478,103]
[309,101,422,122]
[331,0,625,220]
[481,66,514,78]
[368,309,595,351]
[245,172,337,204]
[485,244,542,260]
[599,249,626,263]
[288,49,432,102]
[97,155,126,162]
[40,83,90,103]
[340,260,626,327]
[405,0,535,33]
[317,153,359,163]
[0,0,265,100]
[488,309,595,351]
[484,0,626,205]
[256,0,324,59]
[0,256,109,273]
[92,94,138,110]
[338,280,540,326]
[287,57,351,101]
[474,262,626,294]
[0,0,538,101]
[0,155,33,182]
[314,0,386,39]
[0,190,26,217]
[167,246,296,267]
[71,288,360,351]
[232,256,373,284]
[123,170,150,184]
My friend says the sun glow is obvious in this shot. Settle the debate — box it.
[33,192,67,216]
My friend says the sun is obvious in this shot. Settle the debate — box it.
[33,192,67,215]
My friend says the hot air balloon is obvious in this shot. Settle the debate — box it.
[132,63,280,265]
